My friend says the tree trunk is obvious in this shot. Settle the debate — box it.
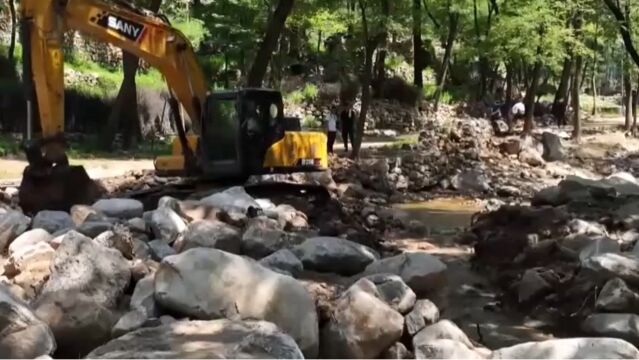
[523,60,542,134]
[434,12,459,111]
[625,72,632,131]
[572,54,583,141]
[633,85,638,136]
[591,65,597,116]
[8,0,16,66]
[247,0,295,87]
[602,0,639,68]
[102,53,140,150]
[101,0,162,150]
[413,0,424,88]
[506,62,513,106]
[552,57,573,122]
[353,0,376,159]
[372,0,389,96]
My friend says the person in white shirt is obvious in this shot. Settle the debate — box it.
[508,97,526,132]
[326,107,338,154]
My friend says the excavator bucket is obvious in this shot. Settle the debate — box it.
[18,165,104,215]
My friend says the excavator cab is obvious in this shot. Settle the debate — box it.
[154,89,328,179]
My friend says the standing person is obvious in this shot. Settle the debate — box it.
[326,106,338,154]
[340,104,355,154]
[508,96,526,133]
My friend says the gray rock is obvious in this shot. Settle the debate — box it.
[32,211,74,234]
[6,241,55,297]
[413,320,476,350]
[520,149,545,167]
[154,248,318,358]
[149,207,187,244]
[518,269,552,303]
[491,338,639,359]
[33,231,130,357]
[0,284,56,358]
[200,186,260,214]
[405,299,440,336]
[532,186,562,206]
[381,342,413,359]
[581,313,639,344]
[130,275,159,317]
[450,170,492,193]
[93,199,144,219]
[578,238,619,262]
[259,249,303,277]
[0,211,30,253]
[87,319,304,359]
[148,240,176,261]
[264,204,309,229]
[582,253,639,287]
[241,218,304,259]
[363,252,447,296]
[293,237,379,276]
[112,309,148,338]
[76,221,114,238]
[415,339,485,359]
[127,218,148,233]
[320,278,404,359]
[70,205,104,225]
[596,278,639,312]
[541,132,565,161]
[8,229,52,257]
[568,219,607,236]
[364,273,416,314]
[180,220,241,254]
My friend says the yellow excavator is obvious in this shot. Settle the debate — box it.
[18,0,328,214]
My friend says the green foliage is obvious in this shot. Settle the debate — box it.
[286,84,319,104]
[174,19,209,49]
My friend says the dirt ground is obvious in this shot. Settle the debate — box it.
[0,158,154,182]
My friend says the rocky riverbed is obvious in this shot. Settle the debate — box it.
[1,108,639,358]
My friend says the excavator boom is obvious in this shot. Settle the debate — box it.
[18,0,209,214]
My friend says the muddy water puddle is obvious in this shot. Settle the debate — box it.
[394,197,485,234]
[391,197,558,349]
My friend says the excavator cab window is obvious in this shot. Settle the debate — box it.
[200,93,243,177]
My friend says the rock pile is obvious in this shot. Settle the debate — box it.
[0,173,636,358]
[461,171,639,347]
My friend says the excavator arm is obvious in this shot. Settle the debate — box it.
[18,0,209,214]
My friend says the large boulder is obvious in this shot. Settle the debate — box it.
[179,220,241,254]
[541,132,565,161]
[596,278,639,312]
[581,314,639,344]
[154,248,318,358]
[200,186,260,214]
[259,249,304,277]
[241,217,304,259]
[87,319,304,359]
[148,240,176,261]
[413,320,487,359]
[0,284,56,358]
[0,211,31,252]
[363,273,416,314]
[32,231,131,357]
[130,275,159,317]
[32,211,74,234]
[6,241,55,298]
[148,207,187,244]
[8,229,52,257]
[292,237,379,276]
[405,299,440,336]
[321,279,404,359]
[363,252,447,297]
[92,199,144,219]
[490,338,639,359]
[582,253,639,287]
